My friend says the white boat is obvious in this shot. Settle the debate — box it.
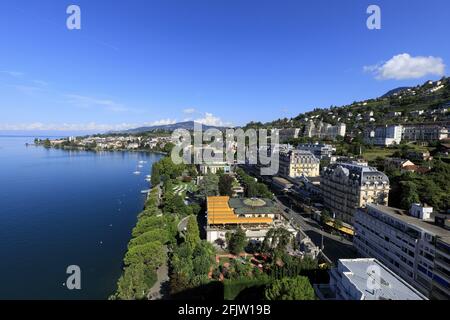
[133,171,141,175]
[141,189,151,194]
[139,160,147,164]
[146,175,151,178]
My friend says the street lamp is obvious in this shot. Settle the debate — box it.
[320,227,324,251]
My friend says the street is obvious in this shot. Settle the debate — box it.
[274,196,360,264]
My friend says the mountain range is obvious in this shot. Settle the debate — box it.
[117,121,228,134]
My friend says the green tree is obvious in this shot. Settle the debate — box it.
[228,228,247,255]
[43,138,51,148]
[115,262,156,300]
[128,229,170,248]
[185,215,200,249]
[256,183,273,199]
[198,173,219,197]
[163,142,175,154]
[262,228,293,253]
[219,174,234,196]
[151,163,161,186]
[265,276,315,300]
[124,241,165,270]
[192,255,212,276]
[399,181,420,209]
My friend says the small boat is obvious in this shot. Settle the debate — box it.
[139,160,147,164]
[146,175,151,178]
[138,165,143,168]
[133,171,141,175]
[141,189,151,194]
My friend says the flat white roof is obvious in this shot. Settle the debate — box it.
[337,258,427,300]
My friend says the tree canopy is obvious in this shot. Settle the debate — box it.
[228,228,247,255]
[264,276,315,300]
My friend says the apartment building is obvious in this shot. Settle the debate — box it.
[320,163,389,225]
[364,125,403,146]
[279,150,320,178]
[297,142,336,160]
[314,258,426,300]
[354,203,450,299]
[305,121,346,139]
[402,124,449,142]
[434,238,450,299]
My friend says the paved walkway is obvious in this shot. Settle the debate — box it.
[147,245,170,300]
[177,215,191,234]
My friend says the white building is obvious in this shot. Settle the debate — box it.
[304,121,346,140]
[279,150,320,178]
[297,143,336,160]
[402,124,449,142]
[364,125,403,146]
[320,163,390,225]
[199,161,231,174]
[354,203,450,299]
[314,258,426,300]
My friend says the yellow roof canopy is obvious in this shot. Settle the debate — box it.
[207,196,273,225]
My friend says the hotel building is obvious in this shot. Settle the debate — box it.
[279,150,320,178]
[320,163,390,225]
[314,258,426,300]
[354,203,450,299]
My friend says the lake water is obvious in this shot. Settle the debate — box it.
[0,136,163,299]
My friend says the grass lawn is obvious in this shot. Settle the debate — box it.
[363,143,430,162]
[363,148,395,161]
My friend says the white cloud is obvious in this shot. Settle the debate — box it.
[195,112,232,127]
[183,108,197,114]
[0,70,24,78]
[13,85,43,95]
[364,53,446,80]
[33,80,49,86]
[65,94,128,112]
[0,116,232,132]
[0,122,140,132]
[149,118,177,126]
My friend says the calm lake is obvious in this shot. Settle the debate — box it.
[0,136,162,299]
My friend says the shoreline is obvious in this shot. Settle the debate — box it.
[34,144,168,155]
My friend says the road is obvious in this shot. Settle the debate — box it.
[275,196,359,264]
[241,165,359,264]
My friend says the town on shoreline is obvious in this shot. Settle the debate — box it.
[35,77,450,301]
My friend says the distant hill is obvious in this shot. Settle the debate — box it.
[244,77,450,132]
[119,121,227,134]
[381,87,412,98]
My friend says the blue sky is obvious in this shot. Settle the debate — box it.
[0,0,449,133]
